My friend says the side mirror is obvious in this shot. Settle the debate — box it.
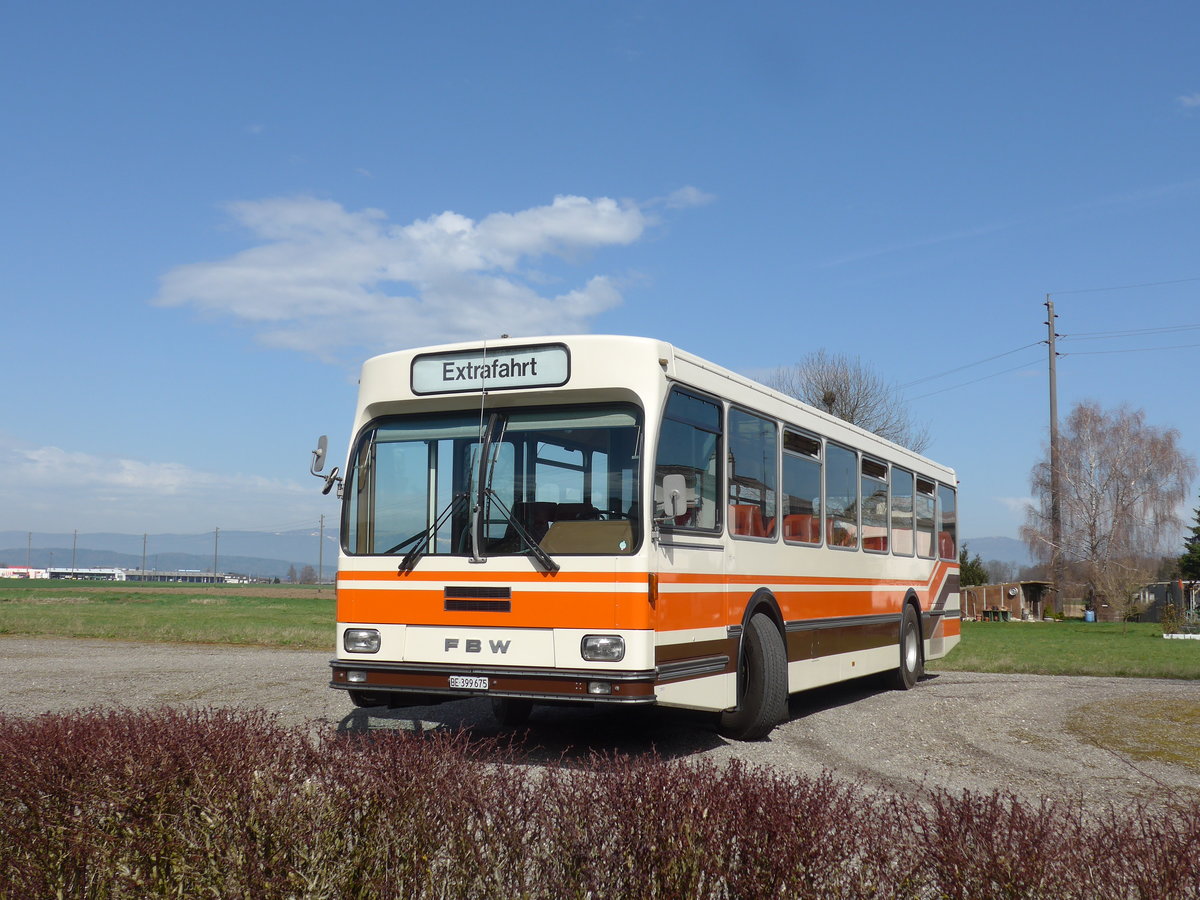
[661,473,688,519]
[310,435,343,496]
[310,435,329,476]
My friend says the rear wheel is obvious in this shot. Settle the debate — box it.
[718,613,788,741]
[891,604,924,690]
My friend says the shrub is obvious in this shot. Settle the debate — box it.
[1163,603,1181,635]
[1,708,1198,899]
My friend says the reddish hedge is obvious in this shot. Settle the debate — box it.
[0,708,1196,898]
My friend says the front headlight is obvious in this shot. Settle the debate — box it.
[581,634,625,662]
[344,628,381,653]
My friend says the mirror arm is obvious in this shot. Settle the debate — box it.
[320,467,342,496]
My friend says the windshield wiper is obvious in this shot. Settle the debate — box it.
[483,491,560,574]
[396,492,470,573]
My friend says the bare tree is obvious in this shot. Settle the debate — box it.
[1092,554,1157,632]
[765,350,931,453]
[984,559,1019,584]
[1022,402,1196,617]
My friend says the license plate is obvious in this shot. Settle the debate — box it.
[449,676,489,691]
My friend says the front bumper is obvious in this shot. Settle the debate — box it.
[329,659,658,704]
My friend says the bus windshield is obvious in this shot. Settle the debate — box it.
[344,404,642,558]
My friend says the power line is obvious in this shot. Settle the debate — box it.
[1049,274,1200,296]
[901,311,1199,396]
[899,341,1043,389]
[1062,323,1200,342]
[1064,342,1200,357]
[907,358,1043,401]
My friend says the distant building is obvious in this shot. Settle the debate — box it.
[1133,581,1199,623]
[961,582,1051,620]
[2,565,251,584]
[0,566,49,579]
[47,567,127,581]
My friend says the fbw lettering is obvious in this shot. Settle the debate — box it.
[441,357,539,382]
[444,638,512,654]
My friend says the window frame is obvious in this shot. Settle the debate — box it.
[654,385,724,535]
[823,441,860,552]
[915,476,937,560]
[727,405,780,542]
[890,467,916,558]
[937,483,958,561]
[860,456,890,555]
[781,427,823,547]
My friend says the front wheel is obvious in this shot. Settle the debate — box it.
[491,697,533,728]
[718,613,788,741]
[348,690,389,708]
[891,604,924,690]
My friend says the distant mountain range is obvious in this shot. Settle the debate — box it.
[0,529,337,581]
[960,536,1033,567]
[3,528,1037,580]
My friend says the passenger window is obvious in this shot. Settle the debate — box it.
[782,430,821,545]
[938,484,957,560]
[891,469,914,556]
[861,458,889,553]
[654,389,722,531]
[915,477,936,559]
[728,408,777,539]
[824,444,858,549]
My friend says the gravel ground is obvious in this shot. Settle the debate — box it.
[3,636,1197,807]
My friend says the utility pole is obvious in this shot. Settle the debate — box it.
[1045,296,1064,614]
[213,527,220,581]
[72,530,78,572]
[142,533,148,582]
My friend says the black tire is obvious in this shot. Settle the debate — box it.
[719,613,788,741]
[348,689,388,708]
[491,697,533,728]
[891,603,924,690]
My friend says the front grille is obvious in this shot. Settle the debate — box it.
[444,598,512,612]
[444,585,512,599]
[444,585,512,612]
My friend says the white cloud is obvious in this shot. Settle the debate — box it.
[997,496,1034,514]
[154,192,687,358]
[1178,93,1200,108]
[0,437,320,533]
[662,185,716,209]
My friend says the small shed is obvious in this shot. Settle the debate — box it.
[961,581,1052,621]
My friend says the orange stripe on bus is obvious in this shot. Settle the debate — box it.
[336,563,960,631]
[337,569,650,584]
[338,587,653,629]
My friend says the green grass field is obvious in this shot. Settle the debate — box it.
[0,579,333,649]
[4,579,1199,681]
[929,619,1200,680]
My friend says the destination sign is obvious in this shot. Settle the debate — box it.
[411,344,570,395]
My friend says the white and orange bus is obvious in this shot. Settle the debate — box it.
[316,335,960,739]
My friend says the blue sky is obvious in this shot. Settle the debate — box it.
[3,1,1198,544]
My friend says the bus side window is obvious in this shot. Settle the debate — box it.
[824,443,859,549]
[938,484,957,560]
[782,430,821,545]
[728,408,777,539]
[861,457,889,553]
[891,468,915,556]
[915,478,936,559]
[654,388,722,531]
